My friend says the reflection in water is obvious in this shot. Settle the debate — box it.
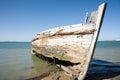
[29,55,59,79]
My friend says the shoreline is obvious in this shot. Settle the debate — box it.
[27,69,120,80]
[27,61,120,80]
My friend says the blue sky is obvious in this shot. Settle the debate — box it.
[0,0,120,41]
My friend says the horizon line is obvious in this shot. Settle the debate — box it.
[0,40,120,42]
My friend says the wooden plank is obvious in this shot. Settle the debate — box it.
[78,3,107,80]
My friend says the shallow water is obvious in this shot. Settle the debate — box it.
[0,42,58,80]
[0,41,120,80]
[94,41,120,62]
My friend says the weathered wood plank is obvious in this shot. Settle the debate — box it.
[78,3,107,80]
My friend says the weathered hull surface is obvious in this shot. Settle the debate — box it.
[32,3,107,80]
[32,24,95,62]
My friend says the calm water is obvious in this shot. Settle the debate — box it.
[0,41,120,80]
[0,42,58,80]
[94,41,120,62]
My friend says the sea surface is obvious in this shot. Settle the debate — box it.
[0,41,120,80]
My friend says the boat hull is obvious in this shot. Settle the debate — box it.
[31,2,107,80]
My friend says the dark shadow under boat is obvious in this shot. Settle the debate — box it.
[85,59,120,80]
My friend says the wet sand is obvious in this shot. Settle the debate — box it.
[27,61,120,80]
[27,69,120,80]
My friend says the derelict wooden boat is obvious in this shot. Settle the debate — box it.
[32,3,107,80]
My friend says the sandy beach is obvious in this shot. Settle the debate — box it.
[27,67,120,80]
[27,59,120,80]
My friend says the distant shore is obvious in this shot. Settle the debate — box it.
[0,40,120,42]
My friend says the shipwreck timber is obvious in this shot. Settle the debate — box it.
[32,3,107,80]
